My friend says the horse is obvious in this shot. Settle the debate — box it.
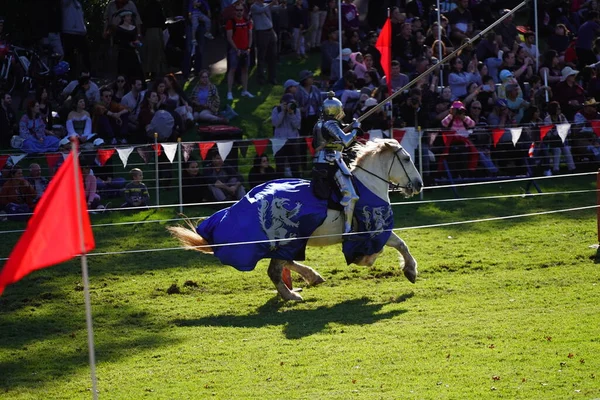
[168,139,423,301]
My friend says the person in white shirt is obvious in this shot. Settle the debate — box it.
[520,31,540,63]
[120,77,146,130]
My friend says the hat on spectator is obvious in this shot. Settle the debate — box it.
[500,9,511,16]
[116,9,134,17]
[299,70,314,82]
[560,66,579,81]
[93,138,105,146]
[281,93,295,103]
[451,101,466,110]
[495,98,508,108]
[361,97,378,111]
[583,98,599,106]
[342,48,352,60]
[499,69,513,82]
[283,79,299,91]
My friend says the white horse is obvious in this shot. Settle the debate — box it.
[168,139,423,301]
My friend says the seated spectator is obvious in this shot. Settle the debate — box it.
[0,92,17,149]
[495,9,520,52]
[398,88,428,128]
[0,166,37,217]
[548,24,571,58]
[164,73,194,126]
[330,48,353,84]
[381,60,409,93]
[122,168,150,207]
[62,71,100,105]
[445,0,474,46]
[539,50,563,88]
[191,69,228,123]
[514,48,534,86]
[528,75,552,112]
[204,151,246,201]
[120,77,146,133]
[497,69,523,99]
[66,96,96,144]
[350,52,368,80]
[18,100,61,153]
[81,163,103,210]
[110,75,128,103]
[363,69,380,91]
[433,86,453,125]
[553,66,585,120]
[272,93,302,177]
[505,83,530,124]
[248,154,279,189]
[36,86,53,126]
[572,98,600,164]
[27,163,48,204]
[438,100,479,176]
[487,98,515,128]
[359,97,388,131]
[362,31,383,75]
[469,100,499,175]
[93,87,130,144]
[182,160,209,203]
[138,90,160,140]
[520,31,540,62]
[478,75,498,114]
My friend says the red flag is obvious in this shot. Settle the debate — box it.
[392,129,406,143]
[152,143,162,157]
[539,125,553,141]
[253,139,269,157]
[0,152,95,296]
[376,18,392,93]
[304,137,315,156]
[0,155,9,171]
[198,142,215,160]
[96,149,115,166]
[591,120,600,137]
[45,153,62,170]
[492,128,505,148]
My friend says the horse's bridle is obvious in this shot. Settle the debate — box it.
[354,148,415,192]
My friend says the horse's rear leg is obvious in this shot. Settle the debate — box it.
[285,261,326,286]
[386,232,418,283]
[268,259,303,301]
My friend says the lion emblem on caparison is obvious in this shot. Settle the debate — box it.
[258,197,303,250]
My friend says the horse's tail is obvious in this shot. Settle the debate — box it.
[167,218,214,254]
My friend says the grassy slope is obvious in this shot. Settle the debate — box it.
[0,176,599,399]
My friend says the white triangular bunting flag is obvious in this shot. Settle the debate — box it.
[217,141,234,161]
[510,127,522,146]
[9,154,26,166]
[556,123,570,144]
[162,143,178,163]
[116,147,134,168]
[271,138,287,155]
[369,129,384,140]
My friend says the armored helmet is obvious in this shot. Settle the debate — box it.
[321,91,344,121]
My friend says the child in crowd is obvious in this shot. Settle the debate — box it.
[123,168,150,207]
[190,0,214,44]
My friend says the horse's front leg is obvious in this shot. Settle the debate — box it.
[267,259,303,301]
[286,261,326,286]
[386,232,418,283]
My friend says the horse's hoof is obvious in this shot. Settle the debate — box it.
[403,268,417,284]
[308,275,326,286]
[276,283,304,301]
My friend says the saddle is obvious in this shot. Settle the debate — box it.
[310,164,343,212]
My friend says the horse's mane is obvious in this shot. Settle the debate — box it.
[349,139,397,169]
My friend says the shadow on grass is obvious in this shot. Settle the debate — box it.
[173,296,407,339]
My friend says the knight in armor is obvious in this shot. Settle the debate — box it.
[312,91,361,233]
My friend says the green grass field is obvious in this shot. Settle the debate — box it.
[0,174,599,399]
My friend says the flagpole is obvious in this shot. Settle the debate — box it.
[154,133,160,206]
[70,138,98,400]
[177,138,183,214]
[338,0,343,78]
[356,0,529,125]
[436,0,444,86]
[387,8,392,140]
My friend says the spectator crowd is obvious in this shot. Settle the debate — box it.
[2,0,600,216]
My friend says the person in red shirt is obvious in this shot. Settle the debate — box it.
[226,5,254,101]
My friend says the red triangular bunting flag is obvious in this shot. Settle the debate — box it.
[96,148,116,166]
[492,128,505,148]
[198,142,215,160]
[591,120,600,138]
[45,153,62,170]
[152,144,162,157]
[0,149,95,296]
[539,124,553,141]
[305,137,315,156]
[253,139,269,157]
[392,129,406,143]
[0,155,9,171]
[442,131,455,146]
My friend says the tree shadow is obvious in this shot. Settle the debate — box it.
[173,296,408,339]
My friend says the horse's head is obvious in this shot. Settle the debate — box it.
[384,140,423,197]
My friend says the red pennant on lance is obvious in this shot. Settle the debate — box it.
[376,17,392,93]
[441,131,455,146]
[0,155,9,171]
[591,120,600,137]
[152,143,162,157]
[0,151,95,296]
[96,148,115,166]
[198,142,215,160]
[492,128,505,148]
[253,139,269,157]
[539,124,553,141]
[392,129,406,143]
[305,137,315,156]
[45,153,62,170]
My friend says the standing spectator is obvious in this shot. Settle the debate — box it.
[204,151,246,201]
[395,22,420,73]
[191,70,228,123]
[27,163,48,204]
[0,167,37,216]
[61,0,92,75]
[189,0,215,44]
[251,0,279,85]
[553,66,586,120]
[123,168,150,207]
[18,101,61,154]
[140,0,167,79]
[290,0,309,59]
[248,155,279,188]
[495,9,520,52]
[340,0,359,33]
[182,160,208,203]
[445,0,473,46]
[93,87,130,144]
[448,57,479,100]
[308,0,327,50]
[226,4,255,101]
[0,92,16,149]
[115,9,144,79]
[576,11,600,68]
[104,0,142,37]
[295,70,322,136]
[320,30,339,80]
[272,93,302,177]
